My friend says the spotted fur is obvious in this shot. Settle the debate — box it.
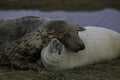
[0,16,85,69]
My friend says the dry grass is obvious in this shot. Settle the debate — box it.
[0,57,120,80]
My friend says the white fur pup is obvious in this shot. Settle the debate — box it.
[41,26,120,70]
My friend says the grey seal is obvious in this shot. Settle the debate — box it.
[0,16,85,69]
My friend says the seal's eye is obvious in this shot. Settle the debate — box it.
[63,34,71,38]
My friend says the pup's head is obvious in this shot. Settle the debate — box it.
[41,38,65,70]
[48,38,64,55]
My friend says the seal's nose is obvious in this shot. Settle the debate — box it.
[73,43,85,52]
[52,38,59,44]
[79,42,85,50]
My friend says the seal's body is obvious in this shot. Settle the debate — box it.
[41,27,120,70]
[0,16,85,69]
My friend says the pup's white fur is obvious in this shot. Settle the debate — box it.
[41,26,120,70]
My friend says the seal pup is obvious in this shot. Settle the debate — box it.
[41,27,120,70]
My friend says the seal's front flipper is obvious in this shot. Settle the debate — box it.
[49,38,62,55]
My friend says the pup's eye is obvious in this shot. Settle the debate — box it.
[63,34,71,37]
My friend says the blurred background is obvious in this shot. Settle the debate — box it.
[0,0,120,31]
[0,0,120,11]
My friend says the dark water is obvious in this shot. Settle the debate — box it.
[0,8,120,32]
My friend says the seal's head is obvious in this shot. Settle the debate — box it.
[43,19,85,52]
[41,38,66,70]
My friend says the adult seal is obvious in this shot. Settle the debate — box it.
[0,16,85,69]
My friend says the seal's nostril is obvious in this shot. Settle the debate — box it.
[78,43,85,51]
[80,43,85,50]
